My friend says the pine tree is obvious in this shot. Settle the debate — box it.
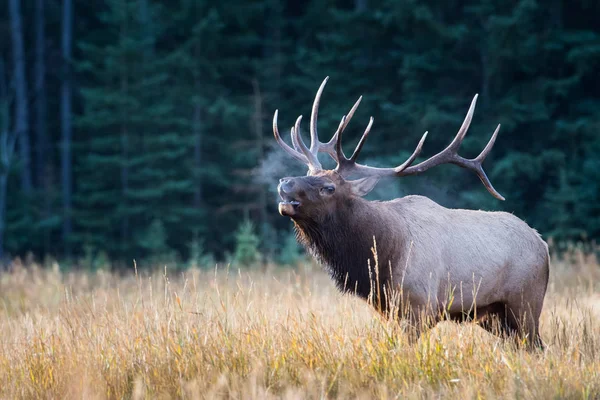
[75,0,198,260]
[233,219,261,266]
[0,0,599,260]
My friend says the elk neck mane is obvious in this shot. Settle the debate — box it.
[292,197,403,299]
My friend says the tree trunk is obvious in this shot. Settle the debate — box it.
[61,0,73,257]
[252,79,268,260]
[0,58,16,262]
[120,15,130,254]
[35,0,52,253]
[193,101,202,209]
[120,122,129,253]
[0,174,7,261]
[192,38,203,210]
[35,0,48,186]
[8,0,33,195]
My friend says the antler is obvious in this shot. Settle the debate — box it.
[338,95,504,200]
[272,77,362,173]
[273,78,504,200]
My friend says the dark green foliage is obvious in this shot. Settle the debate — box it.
[233,219,261,267]
[187,234,215,269]
[0,0,598,264]
[278,229,304,266]
[136,218,177,266]
[74,0,201,258]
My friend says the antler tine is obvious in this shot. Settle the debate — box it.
[290,125,300,151]
[471,124,504,200]
[273,110,309,164]
[476,123,500,163]
[317,96,363,162]
[310,77,329,154]
[290,117,315,159]
[349,117,374,162]
[320,132,339,161]
[341,96,362,132]
[447,94,477,151]
[293,115,322,170]
[334,116,347,162]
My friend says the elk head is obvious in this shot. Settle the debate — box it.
[274,77,504,222]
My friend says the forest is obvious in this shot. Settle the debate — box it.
[0,0,598,266]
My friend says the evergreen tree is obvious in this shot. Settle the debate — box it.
[0,0,598,261]
[233,219,261,266]
[75,0,198,260]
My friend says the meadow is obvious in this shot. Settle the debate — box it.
[0,249,599,399]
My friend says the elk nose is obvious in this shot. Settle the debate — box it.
[278,178,295,193]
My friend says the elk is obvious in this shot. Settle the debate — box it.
[273,77,549,348]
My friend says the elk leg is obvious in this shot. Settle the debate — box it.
[405,302,440,343]
[503,300,544,350]
[474,302,511,336]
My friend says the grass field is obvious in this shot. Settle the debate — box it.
[0,250,599,399]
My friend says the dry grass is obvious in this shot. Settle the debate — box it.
[0,251,599,399]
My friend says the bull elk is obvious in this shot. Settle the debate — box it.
[273,77,549,349]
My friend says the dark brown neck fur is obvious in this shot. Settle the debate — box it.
[293,198,399,301]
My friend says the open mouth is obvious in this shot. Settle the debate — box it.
[278,193,301,216]
[279,194,300,208]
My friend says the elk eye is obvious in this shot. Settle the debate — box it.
[321,186,335,195]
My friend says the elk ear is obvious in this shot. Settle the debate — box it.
[349,176,380,197]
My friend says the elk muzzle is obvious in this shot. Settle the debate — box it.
[278,178,301,217]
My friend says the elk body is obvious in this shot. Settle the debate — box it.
[273,78,549,348]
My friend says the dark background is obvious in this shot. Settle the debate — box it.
[0,0,598,266]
